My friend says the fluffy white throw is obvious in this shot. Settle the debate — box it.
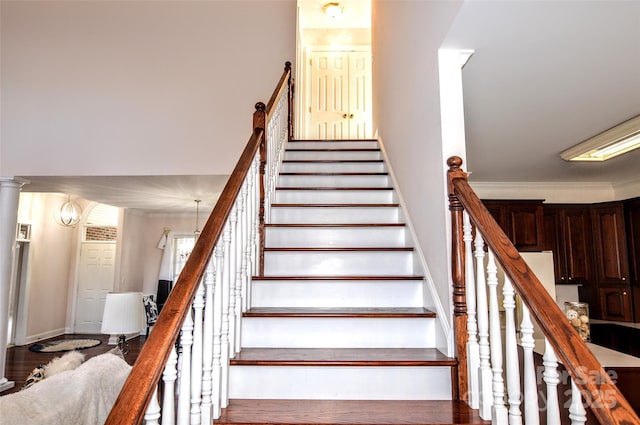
[0,352,131,425]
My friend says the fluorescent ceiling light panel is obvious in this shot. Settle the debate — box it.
[560,114,640,162]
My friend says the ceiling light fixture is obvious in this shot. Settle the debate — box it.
[560,114,640,162]
[56,195,82,227]
[323,2,343,19]
[194,199,201,238]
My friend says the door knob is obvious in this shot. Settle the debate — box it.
[342,114,348,119]
[349,114,354,119]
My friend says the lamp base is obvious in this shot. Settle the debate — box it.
[117,334,130,356]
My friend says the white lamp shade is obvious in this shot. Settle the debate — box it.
[101,292,145,335]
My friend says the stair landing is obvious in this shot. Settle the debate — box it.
[215,399,489,425]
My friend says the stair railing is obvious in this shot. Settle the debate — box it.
[104,61,293,425]
[447,156,640,425]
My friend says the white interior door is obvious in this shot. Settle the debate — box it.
[309,51,350,139]
[75,242,116,333]
[308,50,372,139]
[348,51,373,139]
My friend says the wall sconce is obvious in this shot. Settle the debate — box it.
[55,195,82,227]
[323,2,343,19]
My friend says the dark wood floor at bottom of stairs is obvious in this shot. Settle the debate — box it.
[215,399,489,425]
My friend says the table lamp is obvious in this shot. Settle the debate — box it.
[101,292,145,356]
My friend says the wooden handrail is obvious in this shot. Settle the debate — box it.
[447,156,640,425]
[104,63,291,425]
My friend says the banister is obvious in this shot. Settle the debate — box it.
[104,63,291,425]
[447,156,640,425]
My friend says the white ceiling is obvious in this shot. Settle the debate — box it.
[22,175,227,215]
[443,0,640,186]
[18,1,640,214]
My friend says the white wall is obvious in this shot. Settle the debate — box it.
[0,0,296,177]
[17,193,76,340]
[372,1,463,324]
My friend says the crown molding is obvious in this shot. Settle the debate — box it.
[469,181,616,204]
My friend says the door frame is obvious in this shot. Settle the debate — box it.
[301,45,372,139]
[67,202,123,334]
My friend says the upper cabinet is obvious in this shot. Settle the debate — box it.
[591,202,630,285]
[543,205,594,286]
[624,197,640,322]
[482,200,544,251]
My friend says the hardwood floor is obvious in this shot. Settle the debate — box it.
[1,333,145,396]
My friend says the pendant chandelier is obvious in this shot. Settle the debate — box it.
[194,199,201,238]
[56,195,82,227]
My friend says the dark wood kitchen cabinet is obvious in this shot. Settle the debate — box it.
[592,202,632,321]
[599,286,633,322]
[624,197,640,322]
[543,205,594,285]
[482,200,544,251]
[591,202,630,285]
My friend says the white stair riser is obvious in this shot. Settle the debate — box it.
[264,250,414,276]
[281,162,386,173]
[251,280,423,308]
[278,174,390,188]
[265,226,407,248]
[229,366,452,400]
[284,151,381,161]
[241,317,435,348]
[288,141,379,149]
[275,189,394,204]
[270,206,400,224]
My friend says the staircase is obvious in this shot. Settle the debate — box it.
[216,139,487,425]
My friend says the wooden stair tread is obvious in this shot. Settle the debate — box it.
[251,276,424,281]
[280,172,389,176]
[264,247,413,252]
[271,203,399,208]
[282,160,384,163]
[276,187,394,190]
[244,307,436,318]
[290,139,378,142]
[216,399,488,425]
[286,148,380,152]
[231,348,456,366]
[265,223,406,228]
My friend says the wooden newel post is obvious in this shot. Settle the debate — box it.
[447,155,469,402]
[285,61,294,141]
[254,102,267,276]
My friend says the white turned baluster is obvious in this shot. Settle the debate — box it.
[502,276,522,425]
[145,387,161,425]
[190,282,205,424]
[227,207,238,360]
[486,250,507,423]
[200,262,215,425]
[543,340,561,425]
[177,312,193,425]
[234,186,246,354]
[212,246,224,419]
[569,379,587,425]
[463,213,479,409]
[249,159,262,276]
[161,346,178,425]
[520,304,540,425]
[244,162,255,311]
[220,223,232,408]
[474,232,493,420]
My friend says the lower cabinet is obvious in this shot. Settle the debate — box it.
[599,287,633,322]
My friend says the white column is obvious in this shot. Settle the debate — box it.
[0,179,22,392]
